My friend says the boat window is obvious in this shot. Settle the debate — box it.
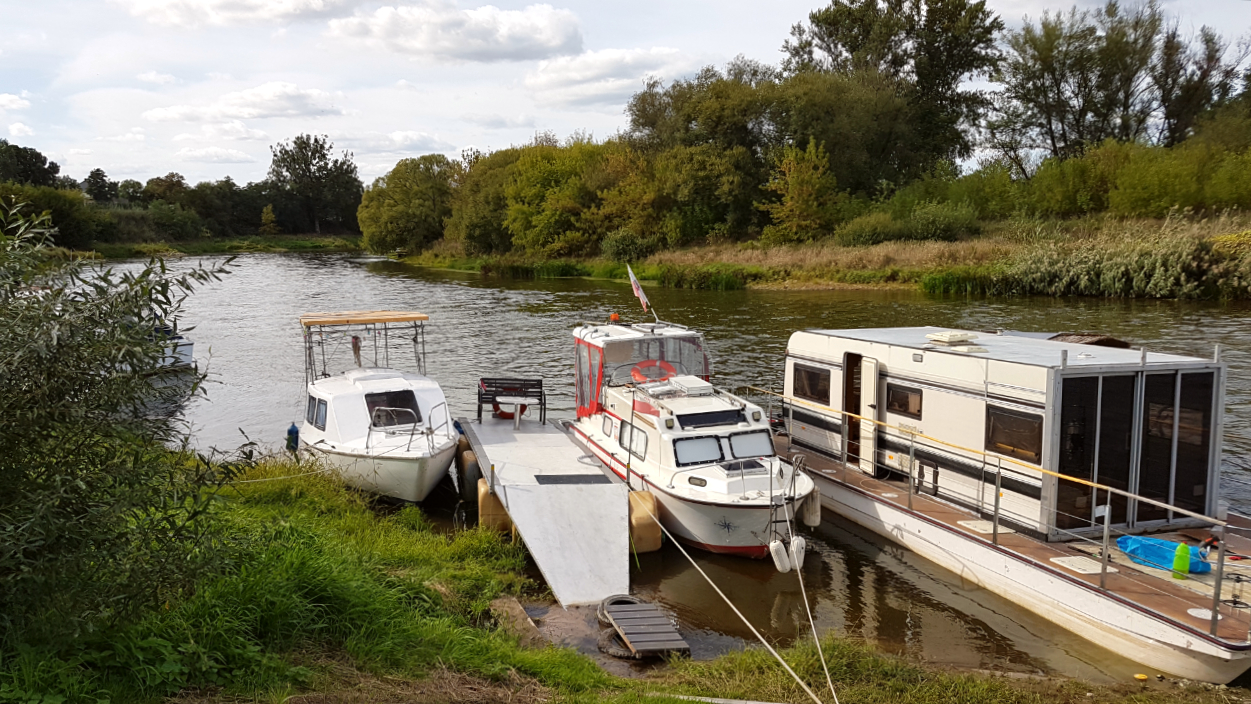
[730,430,774,459]
[306,395,318,424]
[366,389,423,427]
[1173,372,1214,515]
[602,414,613,437]
[619,421,648,461]
[602,334,709,386]
[688,476,707,487]
[1137,373,1176,522]
[1096,375,1137,525]
[314,399,327,431]
[674,436,723,467]
[792,363,831,404]
[885,384,922,420]
[985,405,1043,465]
[677,409,746,429]
[1056,377,1098,530]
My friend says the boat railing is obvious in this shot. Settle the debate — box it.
[367,406,422,453]
[740,385,1246,642]
[426,401,451,454]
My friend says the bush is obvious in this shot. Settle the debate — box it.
[907,201,980,241]
[147,199,205,240]
[0,183,102,249]
[600,227,657,262]
[1204,150,1251,211]
[834,211,908,245]
[947,161,1020,220]
[1108,145,1212,218]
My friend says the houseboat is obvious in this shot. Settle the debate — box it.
[298,311,457,502]
[775,326,1251,682]
[568,320,817,563]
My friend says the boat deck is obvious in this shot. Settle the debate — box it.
[782,441,1251,645]
[461,414,630,607]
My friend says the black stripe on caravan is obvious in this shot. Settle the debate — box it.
[790,408,842,434]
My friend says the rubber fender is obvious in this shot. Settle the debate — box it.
[628,491,662,553]
[459,451,481,504]
[801,485,822,527]
[477,478,511,532]
[456,434,470,458]
[597,594,644,627]
[790,535,807,571]
[769,539,792,573]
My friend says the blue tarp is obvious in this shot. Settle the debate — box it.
[1116,535,1212,574]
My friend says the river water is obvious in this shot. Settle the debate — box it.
[167,252,1251,682]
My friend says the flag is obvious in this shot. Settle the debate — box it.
[627,264,649,312]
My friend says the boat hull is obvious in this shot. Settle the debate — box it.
[573,425,805,558]
[305,440,456,503]
[810,470,1251,684]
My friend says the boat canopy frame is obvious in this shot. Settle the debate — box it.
[301,310,428,383]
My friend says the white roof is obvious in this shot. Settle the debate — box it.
[573,321,701,347]
[311,367,442,394]
[791,327,1213,370]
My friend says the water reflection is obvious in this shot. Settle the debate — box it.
[165,253,1251,681]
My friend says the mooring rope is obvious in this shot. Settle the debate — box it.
[631,494,827,704]
[784,498,841,704]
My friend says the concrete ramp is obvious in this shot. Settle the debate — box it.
[460,416,630,607]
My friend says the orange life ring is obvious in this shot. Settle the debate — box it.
[492,387,527,420]
[631,359,678,383]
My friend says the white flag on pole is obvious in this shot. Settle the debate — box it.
[627,264,649,312]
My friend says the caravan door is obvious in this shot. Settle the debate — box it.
[859,357,880,475]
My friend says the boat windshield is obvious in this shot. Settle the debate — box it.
[602,335,709,386]
[674,436,723,467]
[730,430,774,459]
[366,389,423,427]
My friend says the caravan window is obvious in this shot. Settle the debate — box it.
[366,389,422,427]
[886,384,922,420]
[793,363,831,404]
[985,405,1043,465]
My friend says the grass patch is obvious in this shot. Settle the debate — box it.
[91,235,362,258]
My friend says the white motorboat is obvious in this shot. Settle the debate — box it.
[298,311,456,502]
[568,320,816,559]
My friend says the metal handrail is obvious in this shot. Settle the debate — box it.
[425,401,451,455]
[367,406,421,452]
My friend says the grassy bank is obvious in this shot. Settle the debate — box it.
[5,457,1246,704]
[406,215,1251,299]
[91,234,362,259]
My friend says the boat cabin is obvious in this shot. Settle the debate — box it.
[572,321,711,420]
[302,368,449,450]
[782,327,1225,541]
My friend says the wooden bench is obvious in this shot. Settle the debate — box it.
[478,378,547,427]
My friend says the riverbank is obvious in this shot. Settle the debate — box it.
[404,215,1251,299]
[7,457,1245,704]
[90,234,362,259]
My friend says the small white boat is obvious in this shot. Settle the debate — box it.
[298,311,456,502]
[568,320,816,559]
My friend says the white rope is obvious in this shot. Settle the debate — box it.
[784,498,841,704]
[632,494,826,704]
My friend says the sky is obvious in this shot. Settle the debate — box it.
[2,0,1249,185]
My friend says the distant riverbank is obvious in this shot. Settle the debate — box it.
[403,215,1251,300]
[90,234,362,259]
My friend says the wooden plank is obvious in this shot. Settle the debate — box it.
[614,618,672,627]
[300,310,429,326]
[616,624,681,634]
[607,603,663,613]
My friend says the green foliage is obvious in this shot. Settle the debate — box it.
[359,155,458,255]
[1107,144,1213,217]
[907,201,980,240]
[0,139,61,188]
[758,139,843,244]
[82,169,117,203]
[258,204,281,235]
[0,200,231,649]
[600,228,657,262]
[946,160,1020,220]
[146,200,205,240]
[445,148,522,255]
[0,183,101,249]
[141,172,189,205]
[505,139,615,257]
[117,179,143,204]
[268,135,363,234]
[834,211,908,245]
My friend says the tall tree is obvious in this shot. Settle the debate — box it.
[83,168,118,202]
[358,154,459,254]
[117,179,144,203]
[268,134,362,234]
[1153,25,1246,147]
[0,139,61,188]
[143,172,190,204]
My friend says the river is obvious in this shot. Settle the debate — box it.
[167,252,1251,682]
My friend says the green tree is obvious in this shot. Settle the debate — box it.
[118,178,144,203]
[445,147,522,254]
[143,172,190,205]
[1154,25,1245,147]
[359,154,458,254]
[83,168,118,202]
[268,134,362,234]
[758,139,844,243]
[258,204,281,235]
[0,139,60,187]
[0,200,229,645]
[504,138,616,256]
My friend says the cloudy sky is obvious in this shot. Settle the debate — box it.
[2,0,1248,185]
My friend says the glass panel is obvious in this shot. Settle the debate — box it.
[602,414,613,437]
[306,396,317,424]
[575,345,589,410]
[793,363,831,404]
[1173,372,1214,515]
[677,409,746,429]
[885,384,922,420]
[602,335,709,385]
[675,436,723,466]
[366,389,422,426]
[315,399,327,430]
[730,430,775,459]
[1056,377,1098,530]
[985,406,1043,465]
[1136,373,1176,522]
[619,421,631,449]
[1096,375,1136,525]
[630,426,648,460]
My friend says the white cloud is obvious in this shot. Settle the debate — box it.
[175,146,256,162]
[329,3,582,62]
[68,148,94,155]
[342,130,454,153]
[143,82,345,122]
[8,123,34,137]
[462,112,534,129]
[0,94,30,110]
[101,127,147,142]
[525,47,692,106]
[137,70,177,84]
[173,120,268,141]
[112,0,357,27]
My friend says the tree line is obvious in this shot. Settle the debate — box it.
[357,0,1251,259]
[0,134,363,249]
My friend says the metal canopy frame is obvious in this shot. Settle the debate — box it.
[302,314,427,383]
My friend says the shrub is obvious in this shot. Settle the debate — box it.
[147,200,205,240]
[834,211,908,245]
[1204,150,1251,211]
[600,227,657,262]
[0,183,101,249]
[1108,145,1212,217]
[907,201,980,241]
[1028,140,1136,217]
[947,161,1020,220]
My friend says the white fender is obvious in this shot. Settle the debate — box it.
[802,485,822,527]
[769,539,792,573]
[790,535,807,571]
